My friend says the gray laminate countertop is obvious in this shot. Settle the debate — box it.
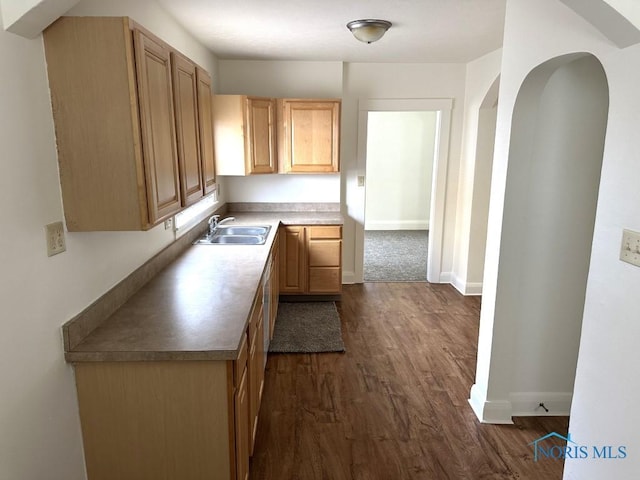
[66,211,343,363]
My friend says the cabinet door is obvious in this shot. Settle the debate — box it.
[234,367,250,480]
[245,98,277,174]
[281,100,341,173]
[171,52,204,206]
[251,307,265,454]
[197,68,216,194]
[279,226,307,293]
[269,243,279,338]
[133,29,181,224]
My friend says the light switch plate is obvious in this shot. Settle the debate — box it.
[620,229,640,267]
[46,221,66,257]
[357,175,365,187]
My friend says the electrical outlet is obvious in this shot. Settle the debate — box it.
[164,218,173,230]
[357,175,365,187]
[45,221,66,257]
[620,229,640,267]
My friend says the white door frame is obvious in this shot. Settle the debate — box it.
[354,98,453,283]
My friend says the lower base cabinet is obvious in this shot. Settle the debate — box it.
[279,224,342,295]
[73,294,264,480]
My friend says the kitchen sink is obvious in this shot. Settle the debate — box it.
[207,235,264,245]
[215,226,270,236]
[194,225,271,245]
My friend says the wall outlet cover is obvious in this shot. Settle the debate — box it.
[620,229,640,267]
[46,221,66,257]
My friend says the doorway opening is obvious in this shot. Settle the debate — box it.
[354,98,453,284]
[363,111,438,281]
[470,53,609,423]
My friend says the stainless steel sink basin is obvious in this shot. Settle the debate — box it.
[194,225,271,245]
[215,226,270,236]
[207,235,264,245]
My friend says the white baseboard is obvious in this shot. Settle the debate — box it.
[439,271,453,283]
[342,271,357,284]
[468,384,514,424]
[510,392,573,416]
[468,385,572,424]
[365,220,429,230]
[451,274,483,296]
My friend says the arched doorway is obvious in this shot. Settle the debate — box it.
[470,53,610,423]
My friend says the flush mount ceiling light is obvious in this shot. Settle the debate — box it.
[346,19,392,44]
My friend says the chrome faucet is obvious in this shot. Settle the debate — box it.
[208,215,235,236]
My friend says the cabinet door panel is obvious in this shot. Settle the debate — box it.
[308,267,342,294]
[197,68,216,193]
[235,367,250,480]
[246,98,276,174]
[279,226,306,293]
[172,53,204,206]
[134,29,181,224]
[282,100,340,173]
[309,225,341,239]
[308,241,341,267]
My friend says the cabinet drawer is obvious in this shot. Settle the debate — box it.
[234,333,248,387]
[308,267,341,294]
[308,226,341,239]
[308,240,341,267]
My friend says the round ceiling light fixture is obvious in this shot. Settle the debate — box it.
[346,19,392,44]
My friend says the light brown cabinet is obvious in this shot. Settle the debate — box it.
[43,17,216,231]
[213,95,277,175]
[308,226,343,294]
[279,226,307,294]
[247,285,265,454]
[278,99,341,173]
[279,225,342,295]
[234,335,250,480]
[171,52,205,207]
[268,233,280,338]
[197,69,217,194]
[72,294,265,480]
[214,96,341,175]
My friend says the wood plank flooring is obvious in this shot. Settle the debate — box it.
[251,283,568,479]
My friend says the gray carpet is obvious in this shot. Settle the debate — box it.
[269,302,345,353]
[364,230,429,282]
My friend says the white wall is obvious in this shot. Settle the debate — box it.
[0,2,218,479]
[216,60,342,204]
[452,49,501,295]
[343,62,467,281]
[364,111,436,231]
[471,0,640,478]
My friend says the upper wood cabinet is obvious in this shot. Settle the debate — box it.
[196,68,217,194]
[171,52,205,207]
[134,29,182,224]
[43,17,216,231]
[213,95,277,175]
[278,99,341,173]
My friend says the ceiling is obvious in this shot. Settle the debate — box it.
[157,0,507,63]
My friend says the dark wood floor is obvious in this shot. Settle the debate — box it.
[250,283,568,479]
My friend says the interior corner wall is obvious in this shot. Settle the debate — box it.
[0,2,218,479]
[452,48,502,295]
[474,1,640,478]
[466,104,497,287]
[364,111,437,231]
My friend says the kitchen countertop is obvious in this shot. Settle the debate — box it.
[66,211,343,363]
